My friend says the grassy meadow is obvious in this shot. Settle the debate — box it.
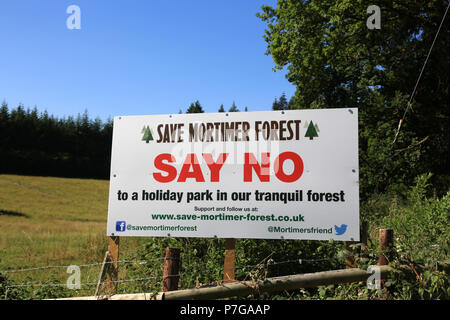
[0,174,152,296]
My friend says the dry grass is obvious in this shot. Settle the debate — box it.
[0,174,149,289]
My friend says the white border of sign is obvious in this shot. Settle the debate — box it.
[107,108,359,241]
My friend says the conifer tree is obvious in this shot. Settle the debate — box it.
[186,100,204,113]
[229,101,239,112]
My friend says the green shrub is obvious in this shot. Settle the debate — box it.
[380,174,449,299]
[122,236,351,299]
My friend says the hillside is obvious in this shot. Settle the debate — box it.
[0,174,110,271]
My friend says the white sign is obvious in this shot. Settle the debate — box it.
[107,109,359,241]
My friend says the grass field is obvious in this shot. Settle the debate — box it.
[0,174,153,296]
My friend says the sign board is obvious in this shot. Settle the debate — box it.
[107,109,359,241]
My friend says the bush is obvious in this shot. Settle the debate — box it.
[380,174,449,299]
[122,236,355,299]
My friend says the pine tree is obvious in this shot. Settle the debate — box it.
[272,97,281,110]
[273,93,288,110]
[229,101,239,112]
[304,121,318,140]
[218,104,225,112]
[142,126,153,143]
[279,92,288,110]
[287,96,296,110]
[186,100,204,114]
[0,101,8,122]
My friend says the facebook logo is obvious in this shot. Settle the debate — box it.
[116,221,126,232]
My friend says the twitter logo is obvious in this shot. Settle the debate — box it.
[334,224,347,235]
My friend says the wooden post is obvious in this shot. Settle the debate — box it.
[345,241,358,269]
[360,221,368,252]
[379,229,394,266]
[162,247,181,292]
[345,222,368,268]
[95,251,110,298]
[106,236,120,295]
[379,228,393,289]
[223,238,236,283]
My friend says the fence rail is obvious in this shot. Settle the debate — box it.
[50,265,394,300]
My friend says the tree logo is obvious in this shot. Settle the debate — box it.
[141,125,154,143]
[304,121,319,140]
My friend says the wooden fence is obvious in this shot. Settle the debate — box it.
[53,228,396,300]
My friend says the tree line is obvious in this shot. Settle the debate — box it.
[0,100,256,180]
[0,103,113,179]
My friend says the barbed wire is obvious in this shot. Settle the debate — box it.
[0,257,171,274]
[1,252,360,290]
[5,254,449,289]
[3,255,355,289]
[2,244,447,292]
[4,273,183,289]
[224,252,366,272]
[227,248,448,272]
[2,244,446,274]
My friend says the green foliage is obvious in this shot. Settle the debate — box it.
[319,174,449,300]
[257,0,450,197]
[0,103,113,179]
[380,174,449,299]
[186,100,204,114]
[123,237,353,299]
[228,101,239,112]
[0,271,74,300]
[382,174,449,254]
[272,92,289,110]
[0,272,27,300]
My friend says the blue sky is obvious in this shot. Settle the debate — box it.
[0,0,295,121]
